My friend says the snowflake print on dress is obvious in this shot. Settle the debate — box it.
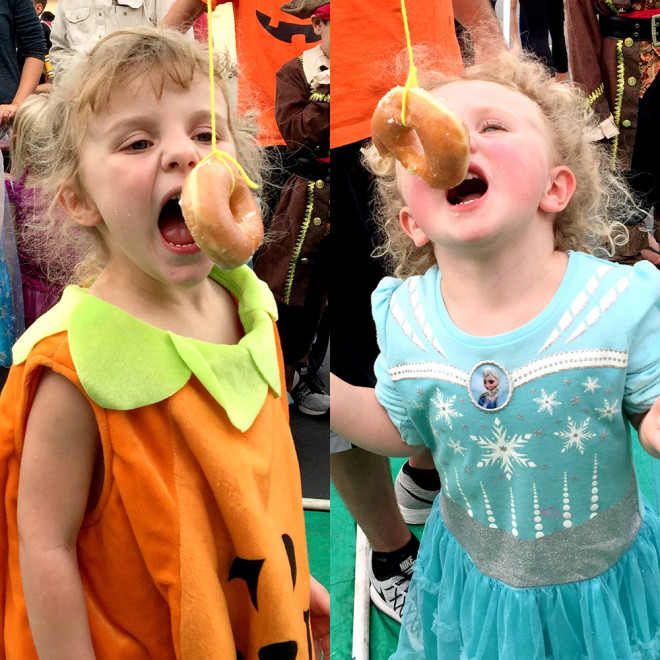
[448,438,466,455]
[431,390,463,429]
[595,399,621,422]
[471,418,536,480]
[555,417,597,454]
[582,377,600,393]
[534,389,562,414]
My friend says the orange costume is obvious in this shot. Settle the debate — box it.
[0,267,314,659]
[218,0,324,145]
[331,0,462,149]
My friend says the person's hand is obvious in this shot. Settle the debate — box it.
[0,104,18,126]
[310,575,330,658]
[640,396,660,455]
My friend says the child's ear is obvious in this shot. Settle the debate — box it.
[400,206,430,247]
[539,165,576,214]
[57,183,102,227]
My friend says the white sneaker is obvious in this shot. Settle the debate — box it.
[367,549,415,623]
[293,366,329,415]
[394,464,440,525]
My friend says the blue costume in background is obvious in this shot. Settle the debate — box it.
[0,152,24,366]
[373,252,660,659]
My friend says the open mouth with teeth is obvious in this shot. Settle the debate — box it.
[158,193,197,250]
[447,172,488,206]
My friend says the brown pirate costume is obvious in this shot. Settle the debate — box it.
[566,0,660,265]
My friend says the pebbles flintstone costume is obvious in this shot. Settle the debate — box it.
[0,266,314,659]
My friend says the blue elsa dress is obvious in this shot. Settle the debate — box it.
[373,252,660,659]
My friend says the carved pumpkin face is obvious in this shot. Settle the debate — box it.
[255,8,321,44]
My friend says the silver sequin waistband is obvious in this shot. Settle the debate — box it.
[440,475,642,587]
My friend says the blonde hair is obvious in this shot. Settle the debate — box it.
[365,51,634,279]
[10,93,52,178]
[17,26,262,286]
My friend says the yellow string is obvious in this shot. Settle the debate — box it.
[203,0,258,190]
[400,0,419,127]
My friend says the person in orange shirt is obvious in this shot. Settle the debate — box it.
[161,0,324,217]
[330,0,506,624]
[0,27,329,658]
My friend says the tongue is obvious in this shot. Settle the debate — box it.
[159,204,195,246]
[458,192,483,204]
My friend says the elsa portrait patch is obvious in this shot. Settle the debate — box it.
[468,362,511,412]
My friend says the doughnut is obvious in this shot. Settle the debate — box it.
[180,157,264,269]
[371,86,470,189]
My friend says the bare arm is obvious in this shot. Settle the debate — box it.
[18,369,100,659]
[0,57,43,126]
[159,0,205,32]
[630,396,660,459]
[309,576,329,659]
[452,0,507,62]
[330,374,421,457]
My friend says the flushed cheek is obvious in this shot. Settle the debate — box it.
[404,175,446,220]
[492,145,548,199]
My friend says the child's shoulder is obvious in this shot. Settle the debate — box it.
[12,286,82,367]
[373,265,440,303]
[371,266,440,329]
[569,250,660,290]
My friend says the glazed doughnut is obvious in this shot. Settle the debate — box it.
[181,157,264,269]
[371,86,470,189]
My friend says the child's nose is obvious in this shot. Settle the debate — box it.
[469,130,478,154]
[162,139,200,171]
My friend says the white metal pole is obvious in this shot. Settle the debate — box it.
[352,526,371,660]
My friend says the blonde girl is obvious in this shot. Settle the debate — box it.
[332,51,660,659]
[0,27,329,659]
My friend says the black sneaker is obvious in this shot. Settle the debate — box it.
[293,366,329,415]
[368,549,415,623]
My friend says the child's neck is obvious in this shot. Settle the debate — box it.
[436,246,569,337]
[88,269,243,345]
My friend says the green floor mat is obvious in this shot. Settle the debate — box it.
[306,509,330,589]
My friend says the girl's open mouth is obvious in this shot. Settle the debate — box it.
[158,194,198,252]
[447,172,488,206]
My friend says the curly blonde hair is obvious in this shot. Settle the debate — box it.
[365,51,634,279]
[14,26,263,287]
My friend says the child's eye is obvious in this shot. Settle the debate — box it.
[195,132,214,143]
[125,139,151,151]
[481,121,506,133]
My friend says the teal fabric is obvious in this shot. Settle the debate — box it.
[370,252,660,657]
[373,254,660,540]
[12,266,280,431]
[332,442,660,659]
[393,495,660,660]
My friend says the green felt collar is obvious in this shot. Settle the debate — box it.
[13,266,281,432]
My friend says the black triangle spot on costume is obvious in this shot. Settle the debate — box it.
[258,640,298,659]
[255,10,320,44]
[304,609,312,660]
[229,556,265,611]
[282,534,297,588]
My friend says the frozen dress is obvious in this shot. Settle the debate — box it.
[372,252,660,659]
[0,266,315,659]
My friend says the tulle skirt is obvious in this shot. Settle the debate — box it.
[392,497,660,659]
